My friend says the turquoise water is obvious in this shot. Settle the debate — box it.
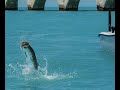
[5,8,115,90]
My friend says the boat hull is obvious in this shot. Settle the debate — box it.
[99,32,115,51]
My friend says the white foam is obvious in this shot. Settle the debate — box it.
[6,57,78,81]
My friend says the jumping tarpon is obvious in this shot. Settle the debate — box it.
[20,42,39,70]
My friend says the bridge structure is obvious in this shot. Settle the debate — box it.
[27,0,46,10]
[5,0,18,10]
[57,0,80,11]
[5,0,115,11]
[96,0,115,11]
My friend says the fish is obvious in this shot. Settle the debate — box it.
[20,41,39,70]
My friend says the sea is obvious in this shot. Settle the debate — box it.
[5,7,115,90]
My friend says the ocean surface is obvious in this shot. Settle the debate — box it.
[5,7,115,90]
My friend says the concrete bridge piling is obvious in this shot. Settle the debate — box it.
[96,0,115,11]
[27,0,46,10]
[57,0,80,11]
[5,0,18,10]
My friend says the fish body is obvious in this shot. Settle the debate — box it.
[21,42,39,70]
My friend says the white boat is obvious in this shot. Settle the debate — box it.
[98,10,115,51]
[99,31,115,51]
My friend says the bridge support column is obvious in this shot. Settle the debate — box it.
[27,0,46,10]
[57,0,80,11]
[5,0,18,10]
[96,0,115,11]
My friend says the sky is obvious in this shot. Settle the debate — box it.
[18,0,96,7]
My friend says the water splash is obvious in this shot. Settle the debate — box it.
[6,57,78,81]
